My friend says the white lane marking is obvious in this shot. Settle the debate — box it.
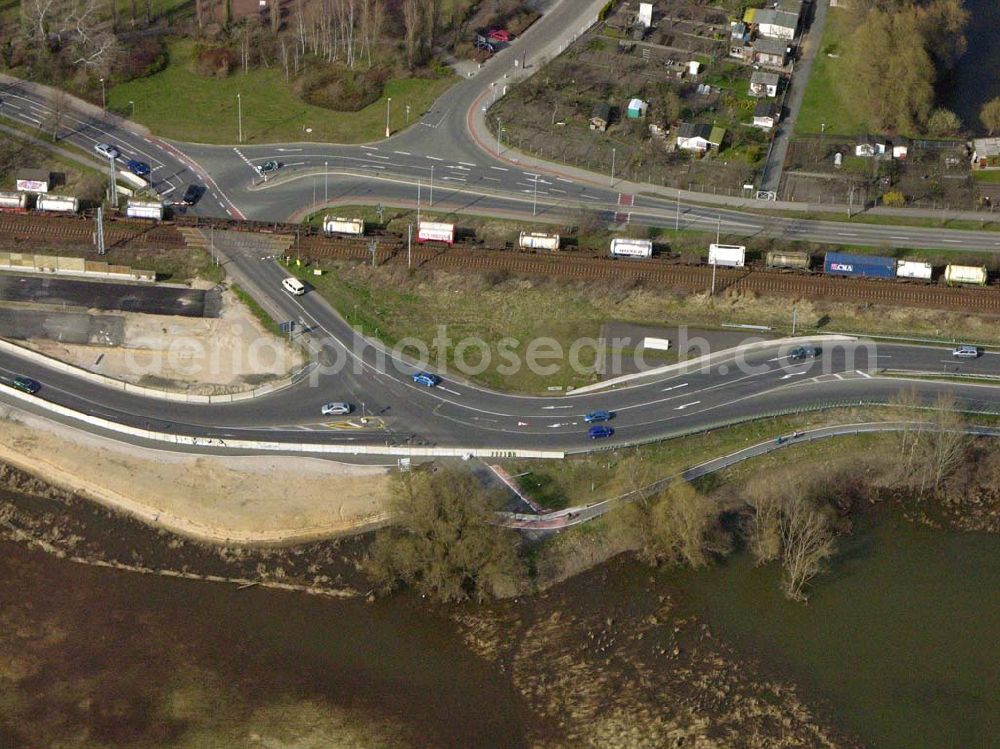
[438,386,461,396]
[361,145,378,151]
[490,166,509,171]
[779,371,808,380]
[661,382,689,392]
[522,171,540,177]
[833,373,843,380]
[942,239,960,243]
[674,401,701,410]
[394,150,411,155]
[889,235,908,240]
[856,370,872,378]
[459,161,476,167]
[838,232,858,237]
[483,176,501,182]
[276,147,303,152]
[426,155,444,161]
[365,153,390,160]
[547,422,576,428]
[541,405,571,410]
[550,188,566,194]
[441,176,466,182]
[556,177,573,183]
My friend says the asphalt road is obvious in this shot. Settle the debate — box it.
[3,1,1000,455]
[0,275,213,317]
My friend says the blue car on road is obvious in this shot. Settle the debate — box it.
[583,410,613,423]
[126,159,151,177]
[588,425,614,439]
[412,372,441,387]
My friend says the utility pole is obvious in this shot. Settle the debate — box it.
[99,78,106,109]
[792,307,798,336]
[406,103,411,124]
[95,207,105,255]
[716,214,721,244]
[211,225,217,266]
[417,179,421,225]
[369,238,378,268]
[532,176,538,217]
[324,161,328,203]
[611,147,616,186]
[385,96,392,138]
[237,93,243,143]
[496,118,502,157]
[848,182,855,218]
[106,153,117,204]
[675,193,680,233]
[430,165,434,207]
[407,223,412,269]
[711,259,717,296]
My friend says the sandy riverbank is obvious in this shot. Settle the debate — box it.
[0,407,392,544]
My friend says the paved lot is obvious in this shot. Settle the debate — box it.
[0,306,125,345]
[0,275,216,318]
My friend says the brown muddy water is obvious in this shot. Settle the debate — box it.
[0,541,531,748]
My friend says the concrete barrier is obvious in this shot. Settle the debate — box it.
[0,338,308,404]
[0,385,565,459]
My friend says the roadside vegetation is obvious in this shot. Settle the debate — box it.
[0,129,105,200]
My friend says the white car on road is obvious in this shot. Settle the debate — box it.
[94,143,120,160]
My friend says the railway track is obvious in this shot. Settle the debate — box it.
[3,211,1000,313]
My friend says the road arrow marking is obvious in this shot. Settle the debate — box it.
[661,382,689,392]
[675,401,701,410]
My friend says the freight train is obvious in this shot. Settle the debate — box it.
[766,250,989,287]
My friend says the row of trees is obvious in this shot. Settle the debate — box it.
[843,0,968,133]
[366,392,972,605]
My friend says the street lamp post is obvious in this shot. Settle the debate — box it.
[532,176,538,217]
[128,100,135,117]
[99,78,106,110]
[236,93,242,144]
[385,96,392,138]
[406,103,411,124]
[430,165,434,207]
[324,161,328,203]
[496,118,502,157]
[611,147,616,186]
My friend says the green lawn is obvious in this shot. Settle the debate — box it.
[796,8,866,136]
[973,170,1000,183]
[108,40,456,144]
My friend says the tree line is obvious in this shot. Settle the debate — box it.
[842,0,968,134]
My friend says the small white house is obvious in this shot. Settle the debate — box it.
[676,122,724,153]
[754,8,799,40]
[749,70,780,98]
[891,138,909,160]
[627,98,648,119]
[687,60,701,76]
[855,135,887,158]
[752,101,779,130]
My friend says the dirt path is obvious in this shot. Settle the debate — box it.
[0,408,392,544]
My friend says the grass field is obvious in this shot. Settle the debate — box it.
[796,8,866,136]
[108,40,455,144]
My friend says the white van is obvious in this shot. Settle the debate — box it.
[282,277,306,296]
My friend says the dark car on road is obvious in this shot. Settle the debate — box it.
[126,159,151,177]
[179,184,203,206]
[583,410,613,423]
[588,425,614,439]
[9,376,40,394]
[789,345,819,362]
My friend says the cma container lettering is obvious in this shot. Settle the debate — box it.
[823,252,895,279]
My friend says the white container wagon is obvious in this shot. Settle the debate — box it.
[895,260,933,281]
[609,238,653,258]
[945,264,988,286]
[708,243,746,267]
[0,191,29,212]
[417,221,455,245]
[518,231,560,251]
[36,195,79,213]
[125,200,164,220]
[323,216,365,236]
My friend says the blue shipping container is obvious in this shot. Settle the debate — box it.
[823,252,896,279]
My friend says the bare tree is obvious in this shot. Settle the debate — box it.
[745,483,783,564]
[402,0,421,69]
[779,498,836,602]
[43,89,71,142]
[923,393,967,493]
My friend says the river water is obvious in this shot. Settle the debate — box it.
[940,0,1000,134]
[3,509,1000,746]
[669,511,1000,749]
